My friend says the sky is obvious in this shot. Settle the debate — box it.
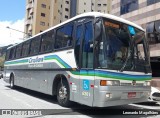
[0,0,26,47]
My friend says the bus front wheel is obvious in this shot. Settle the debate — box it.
[10,75,14,89]
[57,79,71,107]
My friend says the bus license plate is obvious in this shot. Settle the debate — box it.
[128,92,136,98]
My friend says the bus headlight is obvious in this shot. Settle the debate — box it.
[100,80,120,86]
[144,81,151,86]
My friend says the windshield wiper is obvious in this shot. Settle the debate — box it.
[120,49,131,72]
[120,37,135,72]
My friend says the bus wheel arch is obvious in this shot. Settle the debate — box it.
[52,74,72,107]
[10,73,15,89]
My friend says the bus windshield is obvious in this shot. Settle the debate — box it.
[97,19,151,73]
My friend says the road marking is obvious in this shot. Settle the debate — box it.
[130,103,160,110]
[0,90,33,108]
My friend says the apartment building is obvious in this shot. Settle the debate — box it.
[91,0,111,14]
[53,0,112,25]
[25,0,52,37]
[25,0,112,36]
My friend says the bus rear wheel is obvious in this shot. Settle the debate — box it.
[57,79,71,107]
[10,75,14,89]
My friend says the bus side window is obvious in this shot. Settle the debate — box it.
[6,49,10,61]
[9,47,16,60]
[55,23,73,50]
[75,25,83,67]
[40,30,54,53]
[22,41,30,57]
[29,36,41,55]
[15,44,22,58]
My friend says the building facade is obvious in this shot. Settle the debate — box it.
[25,0,52,37]
[25,0,112,36]
[53,0,112,25]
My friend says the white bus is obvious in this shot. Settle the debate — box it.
[3,12,152,107]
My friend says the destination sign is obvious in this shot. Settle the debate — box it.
[104,21,120,28]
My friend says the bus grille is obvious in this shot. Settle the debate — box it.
[120,83,144,86]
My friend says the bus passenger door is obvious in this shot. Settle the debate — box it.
[78,21,94,106]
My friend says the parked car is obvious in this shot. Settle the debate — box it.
[149,87,160,101]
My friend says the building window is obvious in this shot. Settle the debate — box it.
[84,10,86,12]
[98,4,101,6]
[66,1,69,4]
[41,13,45,17]
[103,4,107,6]
[146,21,160,44]
[40,21,45,26]
[65,8,69,11]
[41,4,46,8]
[147,0,160,6]
[65,15,68,19]
[55,23,74,49]
[120,0,139,15]
[84,2,86,5]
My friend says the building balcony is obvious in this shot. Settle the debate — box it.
[29,0,32,3]
[30,7,34,14]
[26,3,32,10]
[28,24,32,31]
[25,19,32,25]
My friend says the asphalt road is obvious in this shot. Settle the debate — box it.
[0,78,160,118]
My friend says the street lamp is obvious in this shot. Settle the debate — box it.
[6,26,31,38]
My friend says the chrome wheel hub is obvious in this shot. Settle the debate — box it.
[59,86,67,99]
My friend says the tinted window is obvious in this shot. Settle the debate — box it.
[55,23,73,49]
[75,25,83,67]
[40,30,54,53]
[15,44,22,58]
[147,0,160,5]
[29,36,41,55]
[22,41,30,57]
[9,48,16,60]
[120,0,139,15]
[82,22,94,68]
[6,50,10,61]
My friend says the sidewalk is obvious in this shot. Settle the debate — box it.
[151,77,160,91]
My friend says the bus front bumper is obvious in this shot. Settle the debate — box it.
[93,86,150,107]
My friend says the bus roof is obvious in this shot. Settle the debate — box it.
[8,12,144,49]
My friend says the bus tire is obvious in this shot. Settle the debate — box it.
[57,79,71,107]
[10,75,14,89]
